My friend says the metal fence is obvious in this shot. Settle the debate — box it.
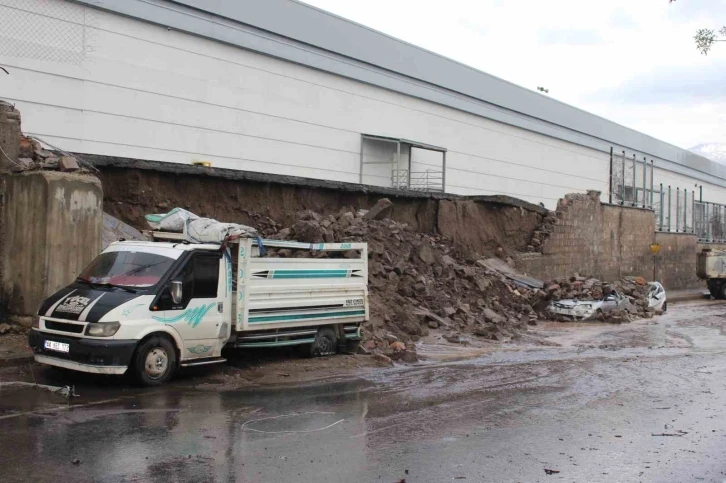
[609,148,654,209]
[654,184,697,233]
[0,0,95,66]
[694,201,726,242]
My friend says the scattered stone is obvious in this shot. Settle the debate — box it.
[0,323,10,335]
[59,156,79,172]
[11,157,33,172]
[363,198,394,220]
[373,352,393,365]
[390,341,406,351]
[418,244,436,265]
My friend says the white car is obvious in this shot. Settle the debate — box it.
[647,282,667,312]
[548,291,628,320]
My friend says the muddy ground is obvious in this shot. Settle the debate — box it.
[3,299,726,482]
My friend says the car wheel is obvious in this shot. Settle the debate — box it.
[133,336,177,386]
[719,283,726,301]
[310,327,337,357]
[662,301,668,312]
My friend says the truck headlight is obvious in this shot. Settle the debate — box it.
[85,322,120,337]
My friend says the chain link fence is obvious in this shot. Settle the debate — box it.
[0,0,93,65]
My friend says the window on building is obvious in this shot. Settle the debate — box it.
[359,134,446,192]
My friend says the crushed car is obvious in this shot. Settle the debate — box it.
[548,290,628,320]
[647,281,667,312]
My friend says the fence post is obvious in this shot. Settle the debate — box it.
[668,185,672,231]
[684,189,688,232]
[642,156,647,208]
[650,160,654,208]
[609,147,613,204]
[692,191,695,234]
[676,188,680,232]
[621,151,626,205]
[650,159,655,208]
[632,154,637,206]
[659,183,664,230]
[707,203,712,241]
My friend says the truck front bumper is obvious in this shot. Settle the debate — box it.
[28,329,136,375]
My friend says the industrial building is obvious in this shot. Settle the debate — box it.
[1,0,725,236]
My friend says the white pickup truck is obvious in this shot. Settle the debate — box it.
[28,233,368,385]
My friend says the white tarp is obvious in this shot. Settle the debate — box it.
[145,208,257,244]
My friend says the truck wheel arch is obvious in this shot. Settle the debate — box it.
[133,327,183,364]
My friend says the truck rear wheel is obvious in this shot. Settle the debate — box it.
[310,327,337,357]
[133,336,177,386]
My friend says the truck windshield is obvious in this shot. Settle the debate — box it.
[79,251,175,288]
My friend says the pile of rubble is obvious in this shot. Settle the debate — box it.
[257,198,544,362]
[542,275,658,322]
[11,136,83,172]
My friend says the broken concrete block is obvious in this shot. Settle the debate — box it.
[0,323,10,335]
[11,157,33,172]
[363,198,394,220]
[59,156,80,172]
[373,352,393,365]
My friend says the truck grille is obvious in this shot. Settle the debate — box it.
[45,320,84,334]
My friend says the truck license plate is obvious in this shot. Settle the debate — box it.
[44,340,69,353]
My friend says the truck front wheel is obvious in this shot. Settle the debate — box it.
[133,336,177,386]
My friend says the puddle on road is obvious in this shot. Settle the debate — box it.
[0,385,70,417]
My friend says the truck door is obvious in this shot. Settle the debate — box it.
[155,252,226,359]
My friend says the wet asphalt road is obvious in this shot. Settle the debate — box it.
[3,301,726,482]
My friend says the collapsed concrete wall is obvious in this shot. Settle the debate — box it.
[1,172,103,315]
[518,191,699,289]
[90,157,701,289]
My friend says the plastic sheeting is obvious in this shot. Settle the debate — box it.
[145,208,257,244]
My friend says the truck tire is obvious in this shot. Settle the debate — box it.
[720,283,726,301]
[133,336,177,386]
[310,327,337,357]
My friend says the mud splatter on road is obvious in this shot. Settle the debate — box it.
[2,300,726,482]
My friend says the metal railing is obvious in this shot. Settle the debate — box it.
[409,170,444,192]
[694,201,726,242]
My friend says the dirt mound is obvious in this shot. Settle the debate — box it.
[255,199,543,361]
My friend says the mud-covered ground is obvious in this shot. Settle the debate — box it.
[2,300,726,482]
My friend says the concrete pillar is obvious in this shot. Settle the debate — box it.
[0,101,21,171]
[1,172,103,315]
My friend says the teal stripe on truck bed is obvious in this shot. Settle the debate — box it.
[248,309,366,324]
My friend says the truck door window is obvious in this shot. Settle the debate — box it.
[193,256,219,298]
[159,254,220,310]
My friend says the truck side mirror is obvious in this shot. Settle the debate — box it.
[171,280,183,305]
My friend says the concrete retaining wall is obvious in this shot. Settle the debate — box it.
[1,172,103,315]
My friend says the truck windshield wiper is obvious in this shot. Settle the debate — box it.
[75,277,136,293]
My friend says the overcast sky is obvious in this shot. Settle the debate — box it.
[302,0,726,150]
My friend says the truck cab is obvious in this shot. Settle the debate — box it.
[29,236,367,385]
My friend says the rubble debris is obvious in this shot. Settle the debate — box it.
[539,274,664,322]
[59,156,80,172]
[1,123,91,174]
[544,468,560,475]
[256,199,546,361]
[362,198,393,221]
